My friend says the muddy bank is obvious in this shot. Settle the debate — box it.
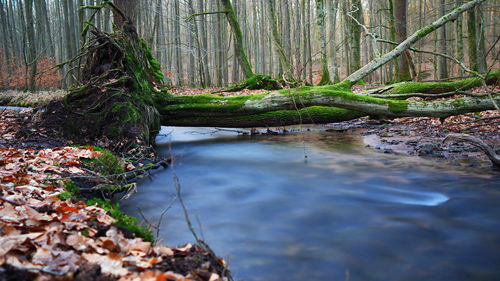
[326,111,500,168]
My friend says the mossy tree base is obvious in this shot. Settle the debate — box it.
[41,27,166,150]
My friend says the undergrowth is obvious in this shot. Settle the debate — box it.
[87,198,154,243]
[59,146,154,243]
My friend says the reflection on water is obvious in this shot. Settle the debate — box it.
[121,127,500,281]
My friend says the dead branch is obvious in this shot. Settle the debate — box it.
[443,134,500,167]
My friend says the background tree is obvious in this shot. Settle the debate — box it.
[393,0,412,81]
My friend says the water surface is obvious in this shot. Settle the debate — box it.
[121,127,500,281]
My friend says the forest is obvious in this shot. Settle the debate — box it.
[0,0,499,281]
[0,0,498,89]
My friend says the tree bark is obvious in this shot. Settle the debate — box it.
[316,0,331,85]
[328,0,340,83]
[455,0,465,76]
[467,7,478,71]
[25,0,37,91]
[0,1,11,68]
[437,0,448,79]
[393,0,411,81]
[113,0,136,28]
[348,0,362,75]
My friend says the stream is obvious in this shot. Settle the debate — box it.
[121,126,500,281]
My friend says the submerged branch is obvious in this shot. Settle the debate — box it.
[444,134,500,167]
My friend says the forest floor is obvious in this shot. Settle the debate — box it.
[0,108,231,281]
[0,85,499,279]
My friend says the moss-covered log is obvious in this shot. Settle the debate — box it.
[158,84,500,127]
[40,0,496,147]
[360,71,500,97]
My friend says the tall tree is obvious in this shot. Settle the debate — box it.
[476,3,486,72]
[316,0,331,85]
[220,0,254,79]
[348,0,362,75]
[437,0,449,79]
[25,0,37,91]
[393,0,411,81]
[467,6,478,71]
[198,0,210,86]
[266,0,294,80]
[173,0,183,86]
[0,0,11,68]
[62,0,74,84]
[281,0,293,72]
[456,0,465,76]
[328,0,340,83]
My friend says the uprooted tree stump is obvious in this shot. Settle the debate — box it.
[41,24,167,151]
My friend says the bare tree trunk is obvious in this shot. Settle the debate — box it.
[260,0,266,74]
[393,0,411,81]
[341,0,350,77]
[306,0,313,83]
[220,0,254,79]
[173,0,183,86]
[467,6,478,71]
[316,0,331,85]
[455,0,465,76]
[281,0,293,72]
[266,0,295,81]
[437,0,449,79]
[0,1,11,67]
[113,0,136,28]
[198,0,210,86]
[25,0,37,91]
[328,0,340,83]
[476,4,486,73]
[348,0,362,75]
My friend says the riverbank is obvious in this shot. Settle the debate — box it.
[329,111,500,168]
[1,88,498,279]
[0,108,231,281]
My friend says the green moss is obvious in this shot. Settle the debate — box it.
[450,98,467,110]
[332,80,354,90]
[416,24,436,38]
[57,180,80,201]
[82,148,124,179]
[226,74,282,91]
[139,38,164,82]
[388,101,408,113]
[57,192,72,201]
[87,198,154,242]
[165,106,365,127]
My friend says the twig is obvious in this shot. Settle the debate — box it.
[346,5,381,57]
[167,142,234,281]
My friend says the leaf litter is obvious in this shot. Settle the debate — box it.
[0,109,230,281]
